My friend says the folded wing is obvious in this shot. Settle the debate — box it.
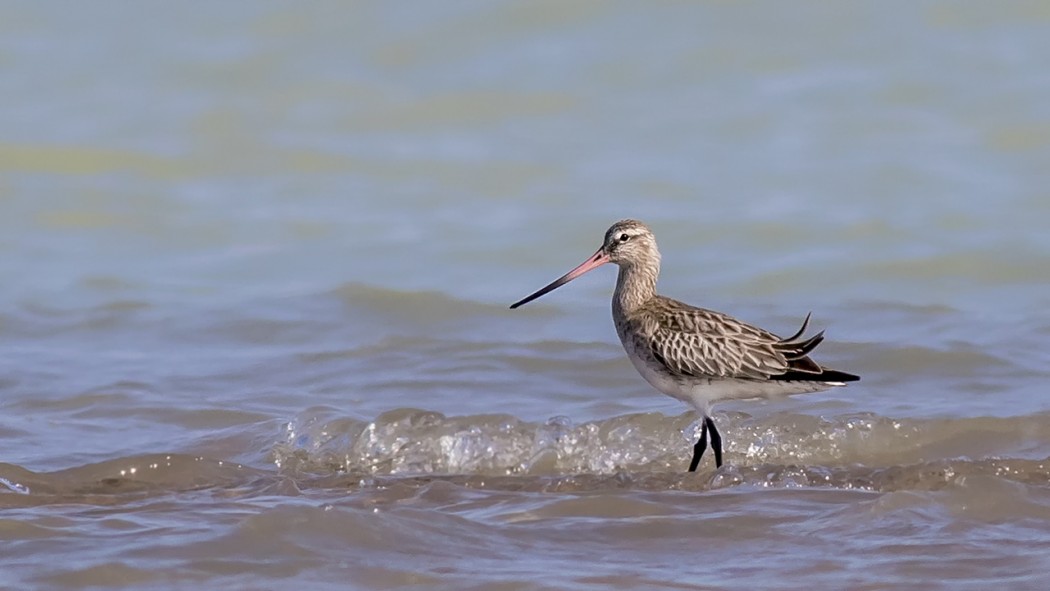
[643,304,856,383]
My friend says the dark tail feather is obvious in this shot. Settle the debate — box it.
[771,313,859,383]
[789,330,825,358]
[782,312,812,343]
[774,330,825,364]
[771,368,861,383]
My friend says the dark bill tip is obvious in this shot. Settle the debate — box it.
[508,273,573,309]
[508,249,608,310]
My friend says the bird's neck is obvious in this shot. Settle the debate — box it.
[613,262,659,316]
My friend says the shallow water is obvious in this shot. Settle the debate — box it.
[3,1,1050,589]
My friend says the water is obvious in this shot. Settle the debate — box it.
[2,1,1050,589]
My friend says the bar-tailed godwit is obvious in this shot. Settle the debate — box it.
[510,219,859,472]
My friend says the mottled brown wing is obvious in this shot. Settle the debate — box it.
[641,299,824,380]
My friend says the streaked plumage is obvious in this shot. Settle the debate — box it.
[511,219,859,471]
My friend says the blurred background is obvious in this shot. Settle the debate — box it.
[2,2,1050,589]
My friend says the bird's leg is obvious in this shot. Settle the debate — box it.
[704,416,723,468]
[688,418,708,472]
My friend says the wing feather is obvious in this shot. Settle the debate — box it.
[636,298,828,381]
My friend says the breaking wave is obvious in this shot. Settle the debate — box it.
[270,407,1050,491]
[3,408,1049,507]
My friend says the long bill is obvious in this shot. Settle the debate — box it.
[509,248,609,309]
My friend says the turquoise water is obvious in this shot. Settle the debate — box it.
[2,2,1050,589]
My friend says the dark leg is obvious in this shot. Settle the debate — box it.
[705,416,723,468]
[688,418,708,472]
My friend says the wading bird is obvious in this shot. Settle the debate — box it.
[510,219,859,471]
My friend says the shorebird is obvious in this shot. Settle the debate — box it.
[510,219,858,472]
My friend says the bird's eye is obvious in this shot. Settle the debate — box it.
[619,233,630,242]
